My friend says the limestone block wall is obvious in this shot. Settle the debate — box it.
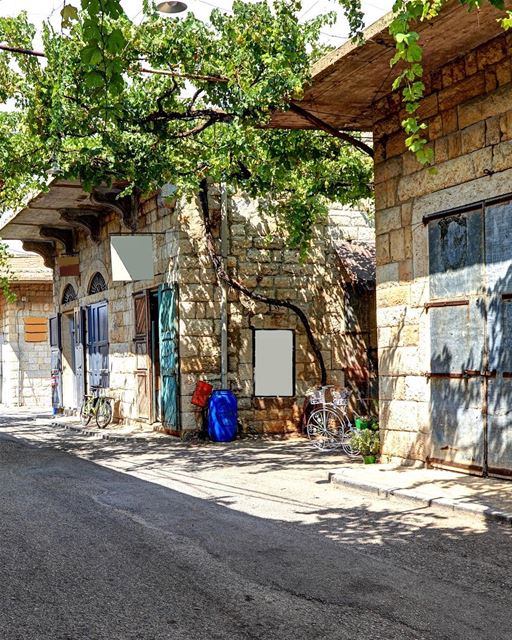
[372,32,512,463]
[225,196,375,433]
[56,194,181,421]
[0,283,53,408]
[54,190,375,432]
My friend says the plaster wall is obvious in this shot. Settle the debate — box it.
[0,283,53,408]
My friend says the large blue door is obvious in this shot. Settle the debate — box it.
[158,284,179,431]
[427,197,512,477]
[87,302,109,389]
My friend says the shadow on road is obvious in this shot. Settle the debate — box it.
[1,421,512,639]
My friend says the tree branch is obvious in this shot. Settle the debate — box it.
[198,179,327,386]
[0,44,230,83]
[143,108,234,125]
[174,118,219,139]
[288,103,374,158]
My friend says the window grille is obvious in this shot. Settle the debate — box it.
[62,284,77,305]
[88,272,107,295]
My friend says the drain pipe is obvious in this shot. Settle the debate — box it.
[220,184,229,389]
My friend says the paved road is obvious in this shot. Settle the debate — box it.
[1,411,512,639]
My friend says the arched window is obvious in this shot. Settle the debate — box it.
[88,272,107,295]
[62,284,78,305]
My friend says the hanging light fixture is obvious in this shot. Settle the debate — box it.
[157,1,188,14]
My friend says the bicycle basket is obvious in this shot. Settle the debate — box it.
[307,388,326,405]
[332,388,351,406]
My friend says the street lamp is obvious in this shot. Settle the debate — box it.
[157,1,188,14]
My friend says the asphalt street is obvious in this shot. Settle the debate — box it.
[1,411,512,639]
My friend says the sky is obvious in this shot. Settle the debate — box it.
[0,0,393,48]
[0,0,393,252]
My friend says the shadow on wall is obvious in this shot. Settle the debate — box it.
[386,204,512,473]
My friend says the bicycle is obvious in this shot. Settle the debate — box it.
[305,385,360,457]
[80,386,114,429]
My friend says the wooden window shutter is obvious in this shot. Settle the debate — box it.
[25,317,48,343]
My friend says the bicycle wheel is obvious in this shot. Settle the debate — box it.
[339,421,361,458]
[306,408,344,450]
[96,399,113,429]
[80,399,92,426]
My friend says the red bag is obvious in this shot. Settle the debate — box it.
[191,380,213,408]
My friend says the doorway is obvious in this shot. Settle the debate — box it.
[150,291,161,422]
[133,285,179,431]
[61,313,76,410]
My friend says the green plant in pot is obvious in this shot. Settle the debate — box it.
[354,416,379,431]
[349,429,380,464]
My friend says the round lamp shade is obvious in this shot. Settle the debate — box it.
[157,1,188,14]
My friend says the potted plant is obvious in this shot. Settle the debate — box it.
[354,397,379,431]
[354,416,372,430]
[349,429,380,464]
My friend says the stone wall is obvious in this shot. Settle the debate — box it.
[56,195,182,419]
[0,282,53,408]
[372,32,512,463]
[54,192,375,433]
[175,193,376,434]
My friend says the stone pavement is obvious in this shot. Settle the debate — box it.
[330,463,512,524]
[51,414,177,442]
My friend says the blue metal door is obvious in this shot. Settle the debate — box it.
[158,284,179,431]
[87,302,109,389]
[427,208,486,472]
[427,198,512,476]
[483,199,512,477]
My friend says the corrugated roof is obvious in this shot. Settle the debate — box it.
[335,240,376,288]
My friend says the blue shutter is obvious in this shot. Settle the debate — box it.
[88,302,109,389]
[159,284,179,430]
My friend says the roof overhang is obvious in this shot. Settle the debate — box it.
[271,1,507,131]
[0,180,139,267]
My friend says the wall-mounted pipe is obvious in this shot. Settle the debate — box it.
[220,185,229,389]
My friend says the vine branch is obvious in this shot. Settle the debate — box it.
[198,179,327,386]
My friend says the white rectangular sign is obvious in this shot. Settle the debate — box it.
[254,329,294,396]
[110,235,154,282]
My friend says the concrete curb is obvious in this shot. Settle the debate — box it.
[51,421,175,443]
[329,471,512,525]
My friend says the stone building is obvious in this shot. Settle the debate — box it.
[0,252,53,408]
[0,181,376,434]
[273,1,512,475]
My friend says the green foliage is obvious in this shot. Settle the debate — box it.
[0,1,372,254]
[389,0,510,165]
[0,241,15,303]
[350,428,380,456]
